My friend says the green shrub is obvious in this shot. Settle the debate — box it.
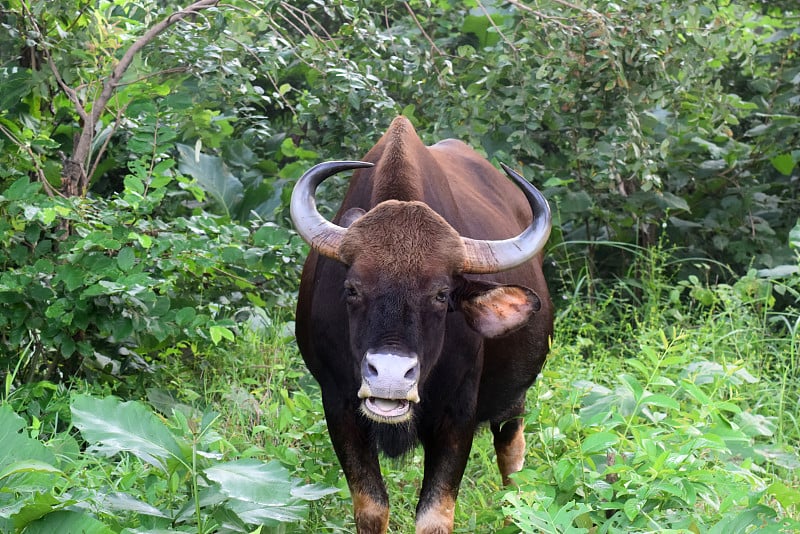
[0,174,303,382]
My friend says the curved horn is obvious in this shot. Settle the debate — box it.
[290,161,375,260]
[461,163,552,274]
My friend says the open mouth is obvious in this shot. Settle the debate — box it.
[361,397,412,423]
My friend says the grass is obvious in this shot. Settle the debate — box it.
[187,245,800,532]
[1,245,798,532]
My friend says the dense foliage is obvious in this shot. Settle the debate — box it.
[0,0,798,532]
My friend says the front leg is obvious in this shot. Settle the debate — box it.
[415,421,475,534]
[491,396,527,486]
[322,391,389,534]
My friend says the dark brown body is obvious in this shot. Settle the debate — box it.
[293,117,553,533]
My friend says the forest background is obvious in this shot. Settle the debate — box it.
[0,0,799,532]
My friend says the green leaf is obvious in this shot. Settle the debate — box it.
[4,177,41,201]
[789,220,800,250]
[623,497,640,521]
[290,483,340,501]
[205,459,294,506]
[177,143,243,219]
[0,460,63,481]
[209,325,234,345]
[660,192,690,212]
[770,153,795,176]
[22,510,114,534]
[175,306,197,326]
[766,481,800,508]
[124,175,145,195]
[581,432,619,454]
[116,246,135,271]
[70,395,185,472]
[55,265,84,292]
[0,405,58,478]
[228,499,308,525]
[640,393,680,411]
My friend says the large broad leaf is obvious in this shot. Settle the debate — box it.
[790,220,800,250]
[227,499,308,526]
[177,142,244,219]
[205,459,338,526]
[0,405,57,468]
[70,395,185,472]
[205,459,295,506]
[0,405,59,493]
[21,510,114,534]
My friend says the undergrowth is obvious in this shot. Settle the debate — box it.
[1,243,798,532]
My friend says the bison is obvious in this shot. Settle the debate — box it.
[290,116,553,533]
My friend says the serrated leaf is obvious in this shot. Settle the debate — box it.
[70,395,185,472]
[623,497,640,521]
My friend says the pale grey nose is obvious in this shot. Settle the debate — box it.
[360,351,420,401]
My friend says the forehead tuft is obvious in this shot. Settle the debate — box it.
[339,200,465,275]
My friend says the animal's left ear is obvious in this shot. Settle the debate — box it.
[458,280,541,339]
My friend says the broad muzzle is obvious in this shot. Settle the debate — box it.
[357,350,420,423]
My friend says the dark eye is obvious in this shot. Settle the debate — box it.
[434,288,450,303]
[344,281,360,301]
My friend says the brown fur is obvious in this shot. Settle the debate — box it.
[295,116,553,533]
[339,200,466,276]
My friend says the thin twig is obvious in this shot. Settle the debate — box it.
[113,67,191,87]
[403,2,442,56]
[90,0,220,133]
[18,0,92,124]
[0,122,60,198]
[476,0,517,52]
[280,2,339,51]
[87,100,128,183]
[505,0,579,31]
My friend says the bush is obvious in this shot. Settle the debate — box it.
[0,174,303,382]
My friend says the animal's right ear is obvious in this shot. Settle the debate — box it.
[340,208,366,228]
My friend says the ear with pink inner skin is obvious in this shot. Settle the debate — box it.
[461,285,541,338]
